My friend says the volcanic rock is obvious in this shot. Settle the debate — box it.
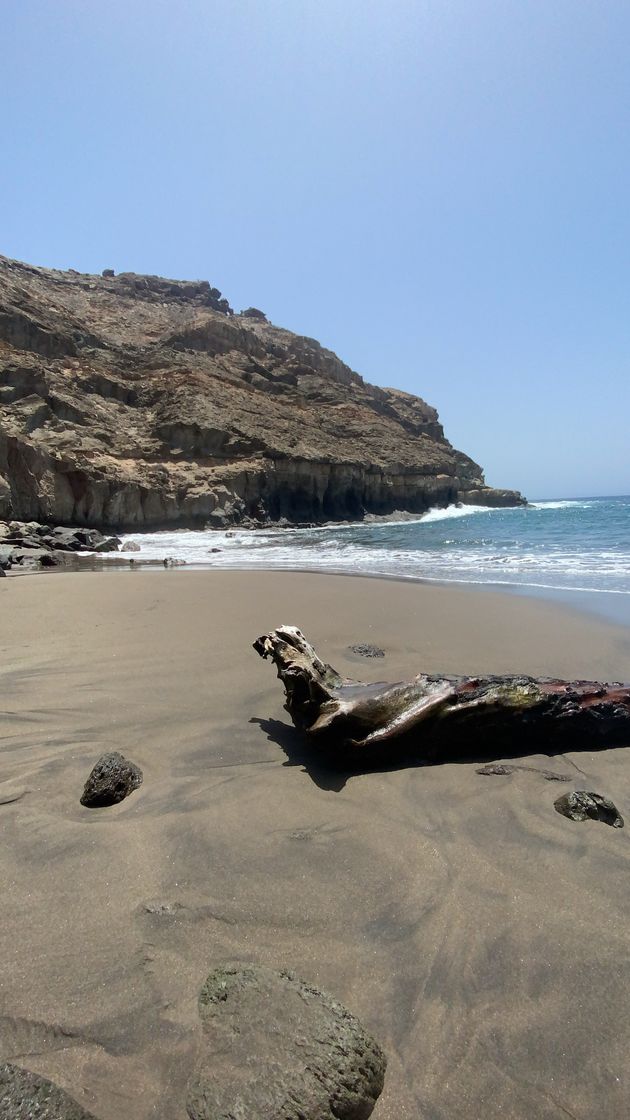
[186,963,386,1120]
[0,519,121,568]
[554,790,624,827]
[477,763,571,781]
[0,255,525,530]
[349,643,385,658]
[239,306,268,321]
[80,751,143,808]
[0,1062,97,1119]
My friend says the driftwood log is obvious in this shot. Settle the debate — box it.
[254,626,630,763]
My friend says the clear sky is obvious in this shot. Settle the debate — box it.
[3,1,629,499]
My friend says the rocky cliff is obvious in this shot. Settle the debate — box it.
[0,255,524,529]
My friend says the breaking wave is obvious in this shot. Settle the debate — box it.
[110,495,630,597]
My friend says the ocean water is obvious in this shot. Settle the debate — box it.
[115,495,630,604]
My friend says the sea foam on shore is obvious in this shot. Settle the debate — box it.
[110,496,630,598]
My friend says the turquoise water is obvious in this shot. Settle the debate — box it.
[118,496,630,602]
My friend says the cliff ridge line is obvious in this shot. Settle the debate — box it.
[0,255,525,529]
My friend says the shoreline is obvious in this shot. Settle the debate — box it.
[9,557,630,632]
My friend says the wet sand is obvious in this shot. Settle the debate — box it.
[2,570,630,1119]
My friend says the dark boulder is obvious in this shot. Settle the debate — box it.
[186,963,386,1120]
[0,521,122,567]
[2,534,43,548]
[47,527,97,551]
[0,1062,97,1119]
[554,790,624,827]
[80,751,143,808]
[91,536,122,553]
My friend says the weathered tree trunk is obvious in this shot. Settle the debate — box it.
[253,626,630,762]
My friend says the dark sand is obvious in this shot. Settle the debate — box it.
[2,570,630,1119]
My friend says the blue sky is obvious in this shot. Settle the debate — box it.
[3,0,629,498]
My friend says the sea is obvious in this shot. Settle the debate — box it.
[114,495,630,625]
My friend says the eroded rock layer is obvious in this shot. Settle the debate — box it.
[0,255,524,529]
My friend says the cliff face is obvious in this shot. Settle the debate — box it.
[0,256,524,529]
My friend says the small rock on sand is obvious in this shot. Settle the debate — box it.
[349,643,385,658]
[186,964,386,1120]
[554,790,624,827]
[142,899,184,916]
[80,751,143,808]
[477,762,571,782]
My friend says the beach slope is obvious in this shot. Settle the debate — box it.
[1,571,630,1119]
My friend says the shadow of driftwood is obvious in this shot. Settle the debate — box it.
[250,717,351,791]
[251,716,446,791]
[250,715,617,789]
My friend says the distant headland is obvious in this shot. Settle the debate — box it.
[0,255,524,531]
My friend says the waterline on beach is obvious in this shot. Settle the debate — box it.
[109,496,630,603]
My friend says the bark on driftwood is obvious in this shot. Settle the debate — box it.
[253,626,630,762]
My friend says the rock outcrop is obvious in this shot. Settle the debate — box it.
[0,255,525,530]
[0,520,121,570]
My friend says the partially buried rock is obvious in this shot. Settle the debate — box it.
[187,964,386,1120]
[0,1062,97,1118]
[349,643,385,659]
[477,762,570,782]
[477,763,513,776]
[80,751,143,808]
[554,790,624,828]
[143,899,184,916]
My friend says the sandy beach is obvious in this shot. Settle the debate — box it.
[2,569,630,1119]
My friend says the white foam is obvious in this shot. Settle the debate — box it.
[419,503,496,522]
[529,500,593,510]
[110,531,630,589]
[99,498,630,596]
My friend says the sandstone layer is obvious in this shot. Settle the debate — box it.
[0,256,524,529]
